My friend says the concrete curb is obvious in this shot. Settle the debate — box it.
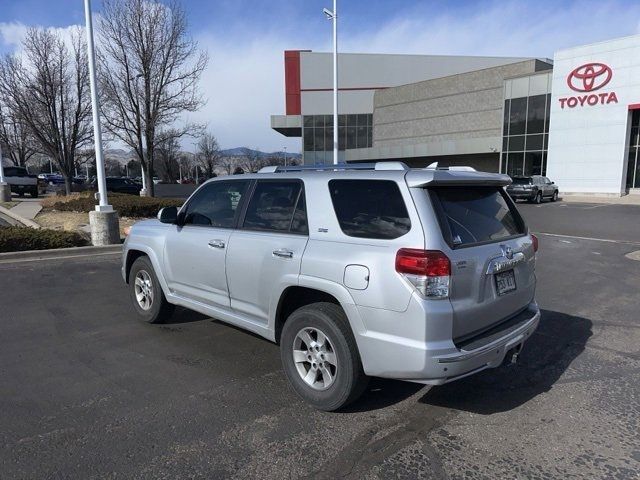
[0,205,41,229]
[0,244,122,263]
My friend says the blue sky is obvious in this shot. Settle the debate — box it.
[2,0,640,151]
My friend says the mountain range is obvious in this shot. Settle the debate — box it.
[104,147,301,164]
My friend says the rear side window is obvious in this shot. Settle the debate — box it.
[329,180,411,239]
[243,180,306,234]
[430,187,525,248]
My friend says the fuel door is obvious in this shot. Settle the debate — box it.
[343,264,370,290]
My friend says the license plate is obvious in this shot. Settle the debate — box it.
[495,270,516,295]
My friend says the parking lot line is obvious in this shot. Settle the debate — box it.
[536,231,640,246]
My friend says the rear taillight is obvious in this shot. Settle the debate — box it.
[396,249,451,299]
[531,233,539,253]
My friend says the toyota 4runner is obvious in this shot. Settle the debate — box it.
[122,162,540,411]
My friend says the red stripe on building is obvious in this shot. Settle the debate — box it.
[284,50,303,115]
[300,87,389,92]
[628,103,640,110]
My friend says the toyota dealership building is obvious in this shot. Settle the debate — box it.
[271,34,640,196]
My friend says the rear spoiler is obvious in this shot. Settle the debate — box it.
[405,169,512,188]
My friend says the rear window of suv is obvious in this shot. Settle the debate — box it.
[429,187,526,248]
[329,180,411,239]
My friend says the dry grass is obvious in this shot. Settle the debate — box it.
[40,191,92,209]
[0,201,19,209]
[35,210,139,239]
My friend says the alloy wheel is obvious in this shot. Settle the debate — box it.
[134,270,154,311]
[292,327,338,391]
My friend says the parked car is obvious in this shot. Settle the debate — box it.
[92,177,142,195]
[38,173,65,185]
[4,166,44,197]
[122,163,540,411]
[506,175,559,203]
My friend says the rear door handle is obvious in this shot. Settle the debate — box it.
[273,249,293,259]
[208,239,225,249]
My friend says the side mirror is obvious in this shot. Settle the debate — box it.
[551,181,555,184]
[158,206,178,224]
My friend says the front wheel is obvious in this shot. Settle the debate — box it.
[280,302,369,411]
[129,256,175,324]
[551,191,558,202]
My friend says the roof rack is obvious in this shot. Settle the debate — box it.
[258,161,409,173]
[424,162,477,172]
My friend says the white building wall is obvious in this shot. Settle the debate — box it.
[547,34,640,195]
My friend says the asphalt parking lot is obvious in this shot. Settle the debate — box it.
[1,201,639,479]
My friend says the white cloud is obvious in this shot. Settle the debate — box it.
[0,21,29,49]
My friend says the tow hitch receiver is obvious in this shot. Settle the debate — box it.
[504,344,523,366]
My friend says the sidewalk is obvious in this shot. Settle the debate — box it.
[561,194,640,205]
[9,199,42,220]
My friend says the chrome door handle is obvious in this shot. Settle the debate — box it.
[208,239,225,249]
[273,249,293,259]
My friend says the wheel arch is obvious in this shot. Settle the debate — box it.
[272,277,366,344]
[124,244,171,297]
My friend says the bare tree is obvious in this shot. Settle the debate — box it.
[0,100,37,167]
[98,0,208,196]
[155,132,181,183]
[0,28,93,193]
[218,155,239,176]
[196,132,221,179]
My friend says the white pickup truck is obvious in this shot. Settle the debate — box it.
[3,166,45,198]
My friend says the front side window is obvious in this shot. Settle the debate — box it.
[182,180,249,227]
[430,187,526,248]
[329,180,411,239]
[243,180,306,233]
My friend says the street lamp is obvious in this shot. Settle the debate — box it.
[283,146,287,167]
[323,1,338,165]
[84,0,119,245]
[0,142,10,202]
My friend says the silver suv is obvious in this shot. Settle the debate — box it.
[122,162,540,411]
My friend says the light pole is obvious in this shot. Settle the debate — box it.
[323,0,338,165]
[283,146,287,167]
[84,0,119,245]
[0,142,10,202]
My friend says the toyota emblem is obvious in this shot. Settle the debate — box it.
[567,63,612,92]
[501,245,514,260]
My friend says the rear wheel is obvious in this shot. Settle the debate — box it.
[534,191,542,204]
[280,302,369,411]
[30,190,38,198]
[129,256,174,324]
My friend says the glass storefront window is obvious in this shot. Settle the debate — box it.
[526,95,546,134]
[508,135,525,151]
[509,98,527,135]
[525,134,544,151]
[303,114,373,162]
[501,89,551,176]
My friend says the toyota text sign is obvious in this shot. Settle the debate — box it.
[559,62,618,109]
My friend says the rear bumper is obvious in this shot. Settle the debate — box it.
[506,190,535,200]
[355,299,540,385]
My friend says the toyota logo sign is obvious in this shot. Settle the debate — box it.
[559,62,618,109]
[567,63,612,92]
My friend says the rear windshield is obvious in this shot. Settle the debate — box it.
[329,179,411,239]
[429,187,526,248]
[511,177,532,185]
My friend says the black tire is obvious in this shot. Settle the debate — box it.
[129,256,174,324]
[18,191,24,198]
[280,302,369,411]
[30,190,38,198]
[551,190,558,202]
[534,191,542,204]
